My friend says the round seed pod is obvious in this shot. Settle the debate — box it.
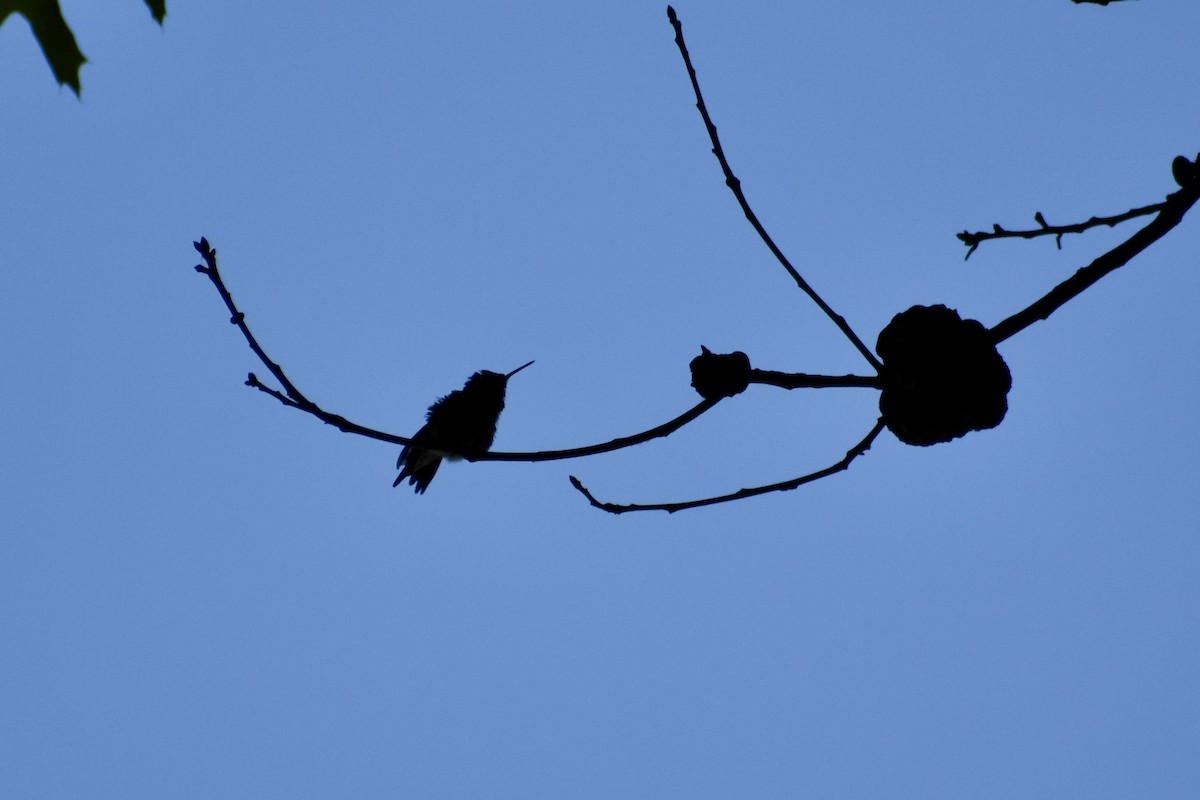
[876,304,1011,446]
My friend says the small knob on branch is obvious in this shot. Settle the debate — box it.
[690,346,752,400]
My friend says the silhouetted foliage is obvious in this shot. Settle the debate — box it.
[0,0,165,95]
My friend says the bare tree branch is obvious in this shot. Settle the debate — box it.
[957,202,1166,260]
[193,238,723,462]
[193,239,310,406]
[482,369,880,462]
[987,163,1200,344]
[474,398,721,462]
[570,416,886,514]
[666,6,882,374]
[749,370,881,390]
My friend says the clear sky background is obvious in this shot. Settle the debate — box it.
[3,1,1198,797]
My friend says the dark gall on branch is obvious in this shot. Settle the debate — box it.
[690,346,752,400]
[877,305,1012,447]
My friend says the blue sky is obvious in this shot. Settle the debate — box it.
[3,1,1199,797]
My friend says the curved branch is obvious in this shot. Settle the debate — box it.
[475,398,720,462]
[570,416,887,514]
[194,238,720,462]
[479,369,882,462]
[666,6,882,374]
[480,368,881,462]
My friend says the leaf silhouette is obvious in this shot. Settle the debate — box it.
[0,0,165,96]
[143,0,165,24]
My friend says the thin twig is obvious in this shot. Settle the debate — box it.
[245,373,303,408]
[957,202,1166,260]
[194,238,722,461]
[749,370,882,390]
[988,175,1200,344]
[194,238,310,406]
[571,416,886,514]
[666,6,882,374]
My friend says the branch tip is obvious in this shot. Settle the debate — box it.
[960,188,1172,254]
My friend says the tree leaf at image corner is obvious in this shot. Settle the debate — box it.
[0,0,86,96]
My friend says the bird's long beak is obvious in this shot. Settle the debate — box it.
[506,360,535,379]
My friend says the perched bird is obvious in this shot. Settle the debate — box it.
[394,361,534,493]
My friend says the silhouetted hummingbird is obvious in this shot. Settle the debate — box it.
[393,360,535,494]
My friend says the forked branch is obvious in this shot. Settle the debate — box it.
[987,159,1200,343]
[193,238,725,462]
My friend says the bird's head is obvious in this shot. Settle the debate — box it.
[463,360,534,397]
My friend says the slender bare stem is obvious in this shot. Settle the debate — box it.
[477,399,720,462]
[958,202,1166,260]
[571,416,886,514]
[666,6,882,374]
[749,370,881,390]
